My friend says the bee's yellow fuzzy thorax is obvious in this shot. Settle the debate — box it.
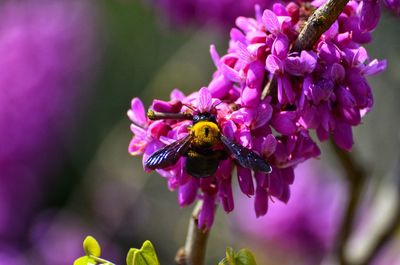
[190,121,220,148]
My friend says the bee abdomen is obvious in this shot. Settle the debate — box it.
[185,149,226,178]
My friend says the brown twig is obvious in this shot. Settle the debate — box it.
[261,75,277,100]
[293,1,360,264]
[263,2,363,265]
[292,0,350,52]
[330,141,367,265]
[175,202,210,265]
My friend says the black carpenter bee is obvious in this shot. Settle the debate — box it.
[144,109,272,178]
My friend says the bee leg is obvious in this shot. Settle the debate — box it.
[147,109,193,120]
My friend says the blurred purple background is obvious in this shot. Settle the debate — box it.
[0,0,399,264]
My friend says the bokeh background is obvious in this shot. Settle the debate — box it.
[1,0,400,264]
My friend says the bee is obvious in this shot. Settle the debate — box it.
[145,109,272,178]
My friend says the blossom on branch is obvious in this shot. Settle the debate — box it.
[129,0,385,228]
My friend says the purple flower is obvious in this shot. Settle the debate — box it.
[0,0,97,245]
[301,44,386,150]
[218,1,385,151]
[129,0,385,228]
[129,86,320,228]
[358,0,381,32]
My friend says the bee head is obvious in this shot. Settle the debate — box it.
[192,112,217,124]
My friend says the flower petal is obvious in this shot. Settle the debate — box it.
[235,41,253,63]
[198,193,216,229]
[222,120,237,140]
[209,44,220,68]
[272,34,289,59]
[237,166,255,196]
[333,121,353,151]
[170,88,185,101]
[268,169,283,198]
[318,41,341,64]
[197,87,213,113]
[128,98,147,127]
[152,99,182,113]
[246,61,264,89]
[218,179,234,213]
[358,0,380,32]
[178,178,198,207]
[241,86,261,107]
[221,63,244,83]
[208,74,232,98]
[266,54,283,74]
[331,63,345,83]
[262,134,277,157]
[362,59,387,76]
[253,103,273,129]
[254,186,269,217]
[262,9,280,34]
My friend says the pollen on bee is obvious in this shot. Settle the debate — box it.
[205,127,209,136]
[147,109,156,120]
[190,121,220,148]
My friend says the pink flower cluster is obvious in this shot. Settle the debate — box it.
[129,0,386,228]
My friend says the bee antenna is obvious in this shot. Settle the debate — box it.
[212,100,223,110]
[183,103,195,111]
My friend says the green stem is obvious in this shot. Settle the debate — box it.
[175,202,210,265]
[90,255,115,265]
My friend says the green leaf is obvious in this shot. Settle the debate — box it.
[73,256,97,265]
[218,257,230,265]
[126,240,160,265]
[218,248,257,265]
[126,248,136,265]
[83,236,101,257]
[225,247,235,261]
[234,249,257,265]
[218,247,235,265]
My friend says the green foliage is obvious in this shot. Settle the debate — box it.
[73,236,160,265]
[74,256,97,265]
[73,236,113,265]
[83,236,102,257]
[126,240,160,265]
[73,236,255,265]
[218,247,257,265]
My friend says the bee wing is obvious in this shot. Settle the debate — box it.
[145,135,192,170]
[220,135,272,173]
